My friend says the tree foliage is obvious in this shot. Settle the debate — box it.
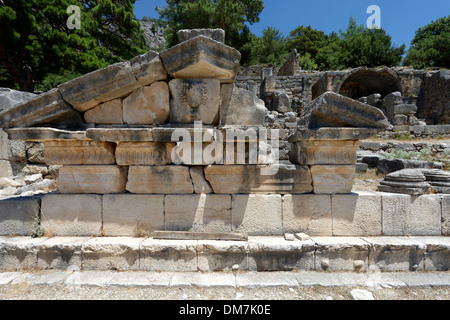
[0,0,147,92]
[156,0,264,64]
[243,27,289,66]
[404,15,450,69]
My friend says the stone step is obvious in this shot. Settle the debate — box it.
[1,236,449,273]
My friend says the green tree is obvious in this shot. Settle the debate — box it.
[156,0,264,64]
[404,16,450,69]
[0,0,147,92]
[287,25,328,58]
[244,26,289,66]
[316,17,405,70]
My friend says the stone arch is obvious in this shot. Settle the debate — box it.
[337,67,403,100]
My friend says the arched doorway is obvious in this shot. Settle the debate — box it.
[337,68,403,100]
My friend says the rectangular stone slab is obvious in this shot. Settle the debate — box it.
[115,142,175,165]
[57,61,141,112]
[289,140,361,165]
[126,166,194,194]
[58,165,128,194]
[310,165,356,194]
[44,140,116,165]
[154,230,247,241]
[0,89,82,128]
[204,164,313,194]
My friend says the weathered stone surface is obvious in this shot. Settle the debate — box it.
[36,237,88,270]
[443,195,450,236]
[84,99,123,124]
[380,193,411,236]
[57,61,141,112]
[44,140,116,165]
[81,237,142,271]
[0,237,48,270]
[177,28,225,43]
[129,50,168,86]
[6,128,87,142]
[204,164,313,194]
[421,169,450,194]
[232,194,283,236]
[169,79,220,124]
[197,239,248,271]
[412,236,450,271]
[165,194,232,232]
[58,165,128,194]
[139,238,198,271]
[102,194,164,237]
[312,237,369,272]
[290,140,361,165]
[278,49,301,76]
[0,196,41,236]
[41,194,102,236]
[220,84,268,126]
[115,142,174,166]
[377,159,443,176]
[160,35,241,83]
[408,195,442,236]
[126,166,194,194]
[0,89,83,129]
[123,81,170,125]
[363,237,426,271]
[378,169,431,195]
[299,92,392,129]
[331,191,382,236]
[310,165,356,194]
[0,88,36,112]
[282,194,332,235]
[190,166,213,194]
[270,91,292,113]
[289,127,380,142]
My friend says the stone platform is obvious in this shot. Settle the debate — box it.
[1,235,449,273]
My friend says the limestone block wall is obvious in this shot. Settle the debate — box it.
[1,192,448,237]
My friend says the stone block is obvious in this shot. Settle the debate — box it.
[129,50,168,86]
[190,166,213,194]
[363,237,426,271]
[177,28,225,43]
[310,165,356,194]
[123,82,170,125]
[220,84,268,126]
[139,238,198,271]
[247,237,316,271]
[81,237,142,271]
[160,35,241,83]
[312,237,369,272]
[115,142,175,165]
[232,194,282,236]
[84,99,123,124]
[58,165,128,194]
[407,195,441,235]
[300,92,391,129]
[57,61,141,112]
[0,88,83,128]
[331,191,382,236]
[126,166,194,194]
[197,240,248,271]
[0,196,41,236]
[0,237,48,270]
[102,194,164,236]
[282,194,332,236]
[289,140,361,165]
[37,237,89,270]
[44,140,116,165]
[204,164,313,194]
[412,236,450,271]
[380,193,411,236]
[169,79,220,125]
[165,194,232,232]
[0,160,13,177]
[442,195,450,236]
[41,194,102,236]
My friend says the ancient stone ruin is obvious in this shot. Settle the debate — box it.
[0,29,448,242]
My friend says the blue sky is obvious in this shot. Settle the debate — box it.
[134,0,450,50]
